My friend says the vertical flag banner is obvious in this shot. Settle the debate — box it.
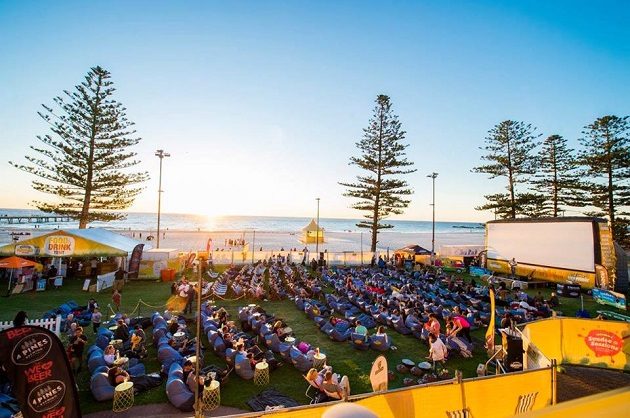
[127,243,144,279]
[0,326,81,418]
[485,287,496,350]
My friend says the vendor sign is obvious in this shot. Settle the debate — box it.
[592,288,627,311]
[15,245,38,256]
[44,236,75,256]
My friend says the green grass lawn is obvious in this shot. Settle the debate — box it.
[0,270,626,414]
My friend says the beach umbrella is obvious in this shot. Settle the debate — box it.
[0,256,39,293]
[0,256,38,269]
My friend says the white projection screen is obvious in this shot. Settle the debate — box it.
[486,221,595,272]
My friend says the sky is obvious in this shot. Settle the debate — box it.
[0,1,628,223]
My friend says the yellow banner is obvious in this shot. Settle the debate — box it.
[485,287,496,350]
[522,318,630,371]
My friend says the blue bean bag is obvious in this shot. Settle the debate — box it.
[289,346,313,372]
[95,334,110,350]
[166,364,194,411]
[213,335,226,355]
[329,327,351,342]
[265,334,292,355]
[90,373,114,401]
[350,332,371,350]
[370,334,391,352]
[158,345,183,369]
[392,317,412,335]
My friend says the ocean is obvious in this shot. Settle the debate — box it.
[0,208,484,234]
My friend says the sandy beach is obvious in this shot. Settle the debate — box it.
[0,227,484,254]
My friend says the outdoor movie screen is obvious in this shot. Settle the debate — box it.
[486,221,595,273]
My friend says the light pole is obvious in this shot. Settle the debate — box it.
[315,198,320,265]
[427,172,438,263]
[155,150,170,249]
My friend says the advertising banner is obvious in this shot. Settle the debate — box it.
[43,236,75,256]
[561,318,629,371]
[0,325,81,418]
[370,355,388,392]
[592,288,627,311]
[127,243,144,279]
[15,245,38,256]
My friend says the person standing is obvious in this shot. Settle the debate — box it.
[112,289,121,312]
[68,326,88,375]
[91,307,102,333]
[509,258,517,279]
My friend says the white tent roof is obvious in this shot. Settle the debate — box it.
[66,228,150,253]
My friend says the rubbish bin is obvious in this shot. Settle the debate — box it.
[160,269,174,282]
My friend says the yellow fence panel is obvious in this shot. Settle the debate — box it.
[559,318,630,371]
[463,369,552,417]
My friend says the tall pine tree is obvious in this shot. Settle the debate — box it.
[578,115,630,246]
[473,120,540,218]
[531,134,583,217]
[11,66,148,228]
[340,95,416,251]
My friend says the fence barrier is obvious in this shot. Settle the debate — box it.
[0,315,61,337]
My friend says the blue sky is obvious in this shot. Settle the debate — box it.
[0,1,628,222]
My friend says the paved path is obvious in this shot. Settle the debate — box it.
[557,365,630,402]
[84,404,248,418]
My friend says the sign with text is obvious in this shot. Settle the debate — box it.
[592,288,627,311]
[15,244,38,256]
[0,326,81,418]
[43,236,75,256]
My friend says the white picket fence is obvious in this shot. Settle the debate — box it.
[0,315,62,337]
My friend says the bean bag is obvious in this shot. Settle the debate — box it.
[259,323,273,339]
[350,332,371,350]
[207,329,219,345]
[166,378,194,411]
[90,373,115,401]
[289,346,313,373]
[320,322,334,334]
[265,334,292,354]
[213,335,226,355]
[234,354,254,380]
[295,297,305,311]
[225,348,237,367]
[392,318,412,335]
[250,316,263,333]
[356,314,376,329]
[129,363,146,376]
[329,328,351,342]
[88,353,107,374]
[370,334,391,352]
[97,327,114,339]
[446,336,473,358]
[87,345,103,357]
[92,365,108,375]
[314,316,328,328]
[95,334,110,350]
[158,345,183,369]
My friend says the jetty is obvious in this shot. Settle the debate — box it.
[0,214,73,224]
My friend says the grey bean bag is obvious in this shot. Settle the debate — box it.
[289,346,313,373]
[234,354,254,380]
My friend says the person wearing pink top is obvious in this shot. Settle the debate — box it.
[449,314,472,343]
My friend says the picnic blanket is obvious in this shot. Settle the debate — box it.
[246,389,300,412]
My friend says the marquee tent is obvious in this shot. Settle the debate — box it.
[301,219,324,244]
[0,228,147,258]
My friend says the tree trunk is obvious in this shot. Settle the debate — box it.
[79,73,103,228]
[371,108,384,252]
[505,126,516,219]
[552,143,558,217]
[605,128,615,239]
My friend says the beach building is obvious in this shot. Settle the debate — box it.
[301,219,324,244]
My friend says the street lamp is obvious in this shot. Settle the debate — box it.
[427,172,438,262]
[155,149,170,249]
[315,198,320,265]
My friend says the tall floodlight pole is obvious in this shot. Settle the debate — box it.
[315,198,320,264]
[155,149,170,248]
[427,173,438,263]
